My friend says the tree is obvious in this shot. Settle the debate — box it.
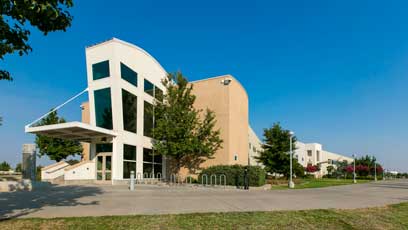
[0,161,11,171]
[1,0,74,81]
[256,123,304,178]
[355,155,383,177]
[15,163,22,172]
[327,165,335,175]
[35,111,82,162]
[152,72,223,174]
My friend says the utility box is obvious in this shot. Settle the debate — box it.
[22,144,37,181]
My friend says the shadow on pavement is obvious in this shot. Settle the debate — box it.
[0,184,103,220]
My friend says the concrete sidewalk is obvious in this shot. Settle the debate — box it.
[1,180,407,219]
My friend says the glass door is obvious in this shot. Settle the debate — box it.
[96,153,112,181]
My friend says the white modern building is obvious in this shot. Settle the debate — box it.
[26,38,168,184]
[295,142,353,177]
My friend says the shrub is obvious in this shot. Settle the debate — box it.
[306,165,319,173]
[303,174,315,179]
[198,165,266,187]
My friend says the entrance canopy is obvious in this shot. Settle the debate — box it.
[25,122,117,143]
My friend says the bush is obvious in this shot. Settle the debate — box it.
[198,165,266,187]
[303,174,315,179]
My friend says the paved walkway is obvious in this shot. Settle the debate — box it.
[1,180,407,219]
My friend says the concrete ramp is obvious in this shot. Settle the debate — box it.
[41,161,70,183]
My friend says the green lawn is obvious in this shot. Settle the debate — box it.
[1,203,407,230]
[271,178,371,190]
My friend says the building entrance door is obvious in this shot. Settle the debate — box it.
[96,153,112,181]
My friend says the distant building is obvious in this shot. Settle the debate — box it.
[295,142,353,177]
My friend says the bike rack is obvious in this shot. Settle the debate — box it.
[187,175,193,184]
[136,172,143,184]
[156,172,162,182]
[201,174,208,186]
[170,173,177,185]
[210,174,217,186]
[143,173,149,184]
[219,174,227,189]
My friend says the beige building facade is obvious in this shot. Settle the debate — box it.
[191,76,250,168]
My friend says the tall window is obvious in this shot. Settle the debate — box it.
[94,88,113,129]
[144,79,154,96]
[144,101,154,137]
[144,79,163,101]
[307,150,312,157]
[143,148,162,178]
[122,89,137,133]
[92,60,110,80]
[155,87,163,101]
[316,150,320,162]
[123,144,136,179]
[121,63,138,86]
[96,143,113,153]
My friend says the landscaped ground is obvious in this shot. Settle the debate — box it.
[271,178,371,189]
[1,202,407,230]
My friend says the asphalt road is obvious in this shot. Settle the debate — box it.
[1,179,407,219]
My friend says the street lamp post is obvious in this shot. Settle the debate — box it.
[374,160,377,181]
[289,131,295,189]
[383,167,385,181]
[352,154,357,184]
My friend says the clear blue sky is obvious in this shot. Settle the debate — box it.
[1,0,407,172]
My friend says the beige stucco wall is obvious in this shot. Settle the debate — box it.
[81,102,90,161]
[191,75,249,169]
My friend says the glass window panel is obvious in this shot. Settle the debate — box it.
[121,63,138,86]
[154,164,162,177]
[124,144,136,161]
[105,172,111,180]
[94,88,113,129]
[97,156,103,171]
[144,101,154,137]
[123,161,136,179]
[143,163,153,177]
[122,89,137,133]
[143,148,153,162]
[96,143,113,153]
[154,154,162,164]
[92,60,110,80]
[105,156,112,171]
[155,87,163,101]
[97,172,103,180]
[144,79,154,96]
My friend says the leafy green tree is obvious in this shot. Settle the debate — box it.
[1,0,74,81]
[327,165,335,175]
[256,123,304,178]
[35,111,82,162]
[152,72,223,174]
[0,161,11,171]
[15,163,22,172]
[354,155,383,177]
